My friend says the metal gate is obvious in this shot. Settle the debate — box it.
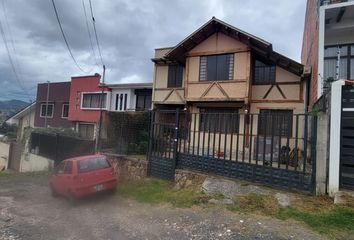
[147,110,180,180]
[340,85,354,190]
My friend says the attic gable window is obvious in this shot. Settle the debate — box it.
[199,54,234,81]
[253,58,276,84]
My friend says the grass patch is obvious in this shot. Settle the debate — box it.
[117,178,354,239]
[226,193,354,239]
[227,193,279,215]
[276,206,354,239]
[117,178,207,208]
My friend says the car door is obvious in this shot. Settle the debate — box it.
[51,162,66,195]
[60,161,73,197]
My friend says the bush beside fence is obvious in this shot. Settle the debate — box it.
[104,111,150,155]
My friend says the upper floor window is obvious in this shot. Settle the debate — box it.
[324,44,354,81]
[61,104,69,118]
[82,93,107,109]
[135,89,152,111]
[253,58,276,84]
[168,65,183,87]
[199,54,234,81]
[115,93,128,111]
[40,103,54,118]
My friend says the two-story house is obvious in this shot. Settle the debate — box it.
[152,17,307,123]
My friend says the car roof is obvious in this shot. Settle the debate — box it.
[63,154,105,162]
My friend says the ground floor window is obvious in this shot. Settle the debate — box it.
[199,108,239,133]
[78,123,95,139]
[258,109,293,137]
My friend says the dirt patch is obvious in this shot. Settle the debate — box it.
[0,173,325,240]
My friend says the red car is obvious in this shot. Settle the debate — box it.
[50,154,117,199]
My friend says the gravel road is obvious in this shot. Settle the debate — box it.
[0,174,324,240]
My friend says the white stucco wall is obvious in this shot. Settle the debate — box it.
[0,142,10,170]
[110,89,136,111]
[20,153,53,172]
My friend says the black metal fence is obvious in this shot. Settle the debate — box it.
[30,132,95,163]
[104,111,150,155]
[148,110,317,193]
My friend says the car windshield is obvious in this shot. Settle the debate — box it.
[78,156,110,173]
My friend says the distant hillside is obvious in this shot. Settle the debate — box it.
[0,100,29,111]
[0,100,30,123]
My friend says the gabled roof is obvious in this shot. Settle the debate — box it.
[153,17,304,76]
[5,101,36,125]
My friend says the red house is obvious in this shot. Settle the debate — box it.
[68,74,110,139]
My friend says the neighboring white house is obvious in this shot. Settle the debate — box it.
[106,83,152,112]
[5,102,36,139]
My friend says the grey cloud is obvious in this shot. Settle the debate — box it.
[0,0,306,101]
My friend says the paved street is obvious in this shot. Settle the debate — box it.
[0,174,324,240]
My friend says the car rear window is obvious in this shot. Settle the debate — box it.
[78,156,110,173]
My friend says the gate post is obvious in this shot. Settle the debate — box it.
[328,80,345,196]
[173,108,180,168]
[147,110,155,176]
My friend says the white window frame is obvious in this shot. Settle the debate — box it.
[61,103,69,118]
[80,91,109,110]
[113,90,130,112]
[40,103,54,118]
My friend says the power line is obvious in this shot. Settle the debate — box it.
[88,0,104,66]
[0,8,30,100]
[51,0,92,73]
[82,0,99,67]
[1,0,22,78]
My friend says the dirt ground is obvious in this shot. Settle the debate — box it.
[0,174,325,240]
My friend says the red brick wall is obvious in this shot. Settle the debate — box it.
[301,0,319,105]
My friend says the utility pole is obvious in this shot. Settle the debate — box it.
[44,81,50,128]
[95,65,106,153]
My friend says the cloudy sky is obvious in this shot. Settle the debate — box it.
[0,0,306,102]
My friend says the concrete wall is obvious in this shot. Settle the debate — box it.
[0,142,10,170]
[20,152,53,172]
[316,112,329,195]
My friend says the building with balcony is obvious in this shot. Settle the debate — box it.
[302,0,354,104]
[106,83,152,112]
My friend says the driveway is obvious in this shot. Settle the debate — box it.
[0,174,324,240]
